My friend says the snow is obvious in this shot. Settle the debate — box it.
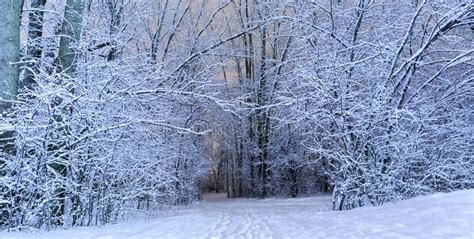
[1,190,473,239]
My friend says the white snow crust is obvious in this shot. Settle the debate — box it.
[1,190,473,238]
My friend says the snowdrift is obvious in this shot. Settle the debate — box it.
[1,190,473,238]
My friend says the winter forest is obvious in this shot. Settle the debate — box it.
[0,0,473,233]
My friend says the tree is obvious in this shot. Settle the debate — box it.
[0,0,22,230]
[0,0,22,149]
[22,0,47,90]
[59,0,85,73]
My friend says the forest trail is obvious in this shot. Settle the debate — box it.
[1,190,473,239]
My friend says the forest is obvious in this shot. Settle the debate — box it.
[0,0,472,231]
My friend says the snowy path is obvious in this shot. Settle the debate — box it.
[1,190,473,239]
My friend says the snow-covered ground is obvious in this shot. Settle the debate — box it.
[1,190,473,239]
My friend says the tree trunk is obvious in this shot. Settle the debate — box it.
[0,0,21,115]
[0,1,21,227]
[22,0,47,89]
[0,0,22,155]
[59,0,85,74]
[106,0,124,61]
[52,0,84,225]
